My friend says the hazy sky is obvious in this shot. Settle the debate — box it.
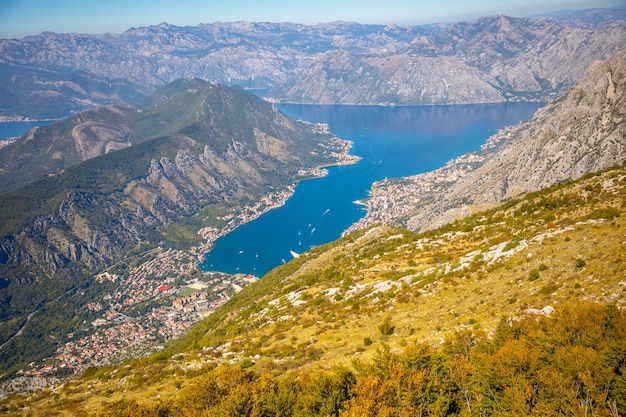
[0,0,623,39]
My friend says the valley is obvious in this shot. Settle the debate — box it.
[0,80,355,381]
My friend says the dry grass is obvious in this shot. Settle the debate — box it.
[5,165,626,415]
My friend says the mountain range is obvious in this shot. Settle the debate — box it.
[1,8,625,119]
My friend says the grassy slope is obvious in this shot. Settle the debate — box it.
[3,163,626,414]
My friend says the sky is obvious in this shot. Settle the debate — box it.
[0,0,623,39]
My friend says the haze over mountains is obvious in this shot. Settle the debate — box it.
[0,7,625,413]
[1,8,626,119]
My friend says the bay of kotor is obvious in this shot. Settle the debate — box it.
[0,121,50,139]
[201,102,543,276]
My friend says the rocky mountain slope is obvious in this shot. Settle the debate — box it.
[0,80,352,373]
[0,9,625,117]
[0,78,347,284]
[0,105,135,193]
[273,14,626,104]
[0,78,346,195]
[348,52,626,233]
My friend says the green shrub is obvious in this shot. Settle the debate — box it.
[379,316,395,336]
[529,269,540,281]
[588,207,620,220]
[241,358,254,369]
[503,241,519,252]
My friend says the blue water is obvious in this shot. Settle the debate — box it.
[203,103,543,276]
[0,121,51,139]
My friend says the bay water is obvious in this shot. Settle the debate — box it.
[0,121,50,139]
[202,103,543,276]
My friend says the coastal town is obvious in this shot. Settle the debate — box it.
[18,245,259,377]
[345,123,522,234]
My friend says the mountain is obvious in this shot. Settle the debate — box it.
[0,77,346,283]
[0,105,135,193]
[0,64,153,120]
[0,9,624,116]
[0,21,424,90]
[0,78,340,194]
[348,52,626,233]
[0,79,352,373]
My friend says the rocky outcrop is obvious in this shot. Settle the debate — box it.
[403,52,626,231]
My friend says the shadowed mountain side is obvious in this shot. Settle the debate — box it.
[0,64,152,120]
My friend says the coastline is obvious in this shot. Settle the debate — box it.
[342,122,525,236]
[195,135,360,266]
[0,117,57,122]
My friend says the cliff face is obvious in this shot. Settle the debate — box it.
[403,53,626,231]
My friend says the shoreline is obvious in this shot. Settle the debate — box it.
[342,122,525,236]
[0,117,57,122]
[195,136,361,268]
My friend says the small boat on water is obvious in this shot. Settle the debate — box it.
[290,250,300,258]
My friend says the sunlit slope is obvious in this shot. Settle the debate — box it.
[7,162,625,415]
[172,163,626,368]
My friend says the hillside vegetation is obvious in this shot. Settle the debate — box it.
[6,162,625,415]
